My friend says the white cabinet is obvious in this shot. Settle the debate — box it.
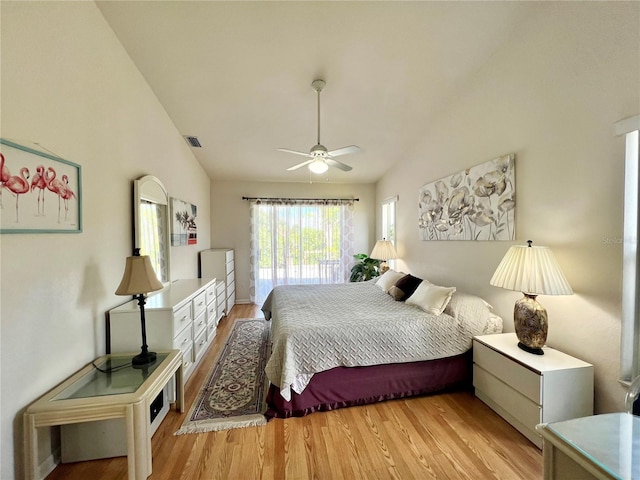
[200,248,235,316]
[473,333,594,448]
[108,278,217,382]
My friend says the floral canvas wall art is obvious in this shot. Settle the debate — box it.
[171,197,197,246]
[418,154,515,241]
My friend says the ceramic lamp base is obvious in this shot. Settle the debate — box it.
[514,293,548,355]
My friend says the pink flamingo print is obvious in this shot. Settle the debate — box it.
[45,166,72,223]
[60,174,76,221]
[0,153,10,208]
[5,167,30,222]
[30,165,47,216]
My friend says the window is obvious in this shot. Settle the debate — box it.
[618,115,640,383]
[248,199,355,304]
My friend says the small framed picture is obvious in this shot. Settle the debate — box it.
[1,139,82,233]
[170,197,197,246]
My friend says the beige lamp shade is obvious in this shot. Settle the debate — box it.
[370,240,399,261]
[490,242,573,296]
[115,253,164,296]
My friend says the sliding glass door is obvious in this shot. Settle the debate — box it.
[249,199,354,304]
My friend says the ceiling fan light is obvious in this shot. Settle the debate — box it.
[309,159,329,174]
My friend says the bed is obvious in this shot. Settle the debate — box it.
[261,273,503,418]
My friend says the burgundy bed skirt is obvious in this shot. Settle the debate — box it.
[265,350,472,419]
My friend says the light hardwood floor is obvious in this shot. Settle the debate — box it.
[46,303,542,480]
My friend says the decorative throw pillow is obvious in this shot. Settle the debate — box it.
[389,274,423,301]
[375,269,405,293]
[405,281,456,315]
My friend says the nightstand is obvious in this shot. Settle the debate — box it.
[473,333,594,448]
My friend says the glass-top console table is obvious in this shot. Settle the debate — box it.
[24,350,183,480]
[536,412,640,480]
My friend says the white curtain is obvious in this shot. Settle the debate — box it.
[249,199,354,305]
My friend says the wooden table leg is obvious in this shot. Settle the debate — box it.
[23,414,38,480]
[132,399,151,479]
[176,362,185,413]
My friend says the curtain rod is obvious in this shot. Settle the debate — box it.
[242,196,359,202]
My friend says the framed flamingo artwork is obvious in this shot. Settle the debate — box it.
[0,139,82,233]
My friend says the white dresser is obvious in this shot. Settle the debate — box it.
[108,278,217,381]
[200,248,235,316]
[473,333,594,448]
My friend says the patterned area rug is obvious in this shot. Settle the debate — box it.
[175,318,271,434]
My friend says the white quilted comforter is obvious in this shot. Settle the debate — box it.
[262,281,502,401]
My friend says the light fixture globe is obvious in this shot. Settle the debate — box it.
[309,159,329,174]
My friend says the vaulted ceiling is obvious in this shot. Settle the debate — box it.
[97,1,541,184]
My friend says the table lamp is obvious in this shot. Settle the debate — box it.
[115,248,164,366]
[370,239,398,274]
[490,240,573,355]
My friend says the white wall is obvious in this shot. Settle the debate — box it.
[210,180,376,303]
[377,2,639,414]
[0,3,210,478]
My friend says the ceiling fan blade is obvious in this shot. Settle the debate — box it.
[326,158,353,172]
[286,159,314,171]
[326,145,360,157]
[278,148,313,158]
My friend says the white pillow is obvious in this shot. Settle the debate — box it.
[406,281,456,315]
[375,270,405,293]
[444,291,503,334]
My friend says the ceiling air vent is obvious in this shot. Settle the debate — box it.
[183,135,202,148]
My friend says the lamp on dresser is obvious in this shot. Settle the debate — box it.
[370,239,398,274]
[490,240,573,355]
[115,248,164,366]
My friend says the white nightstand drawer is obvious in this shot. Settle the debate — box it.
[474,339,541,404]
[173,303,192,333]
[474,365,542,431]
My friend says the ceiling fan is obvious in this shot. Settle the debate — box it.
[279,79,360,174]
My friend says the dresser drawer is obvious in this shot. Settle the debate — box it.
[192,291,207,318]
[206,302,217,324]
[182,344,195,378]
[216,281,225,296]
[173,303,192,334]
[208,321,217,341]
[193,328,209,362]
[226,270,235,288]
[173,324,192,354]
[474,365,542,432]
[225,249,234,263]
[193,311,207,339]
[227,290,235,313]
[205,283,217,305]
[474,340,541,404]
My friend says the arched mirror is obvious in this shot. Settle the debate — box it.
[134,175,171,284]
